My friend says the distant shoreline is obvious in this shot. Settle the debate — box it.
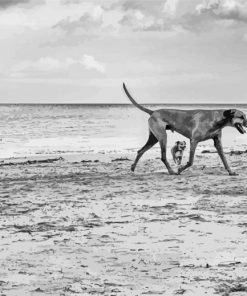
[0,103,247,106]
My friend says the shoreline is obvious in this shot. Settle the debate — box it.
[0,146,247,166]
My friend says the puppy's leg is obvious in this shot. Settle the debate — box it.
[178,140,197,174]
[171,148,177,164]
[213,134,237,176]
[177,156,182,165]
[131,131,158,172]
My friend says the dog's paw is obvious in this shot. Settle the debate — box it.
[229,171,238,176]
[168,170,176,175]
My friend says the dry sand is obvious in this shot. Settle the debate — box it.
[0,151,247,296]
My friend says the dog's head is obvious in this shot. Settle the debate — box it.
[176,141,186,151]
[223,109,247,134]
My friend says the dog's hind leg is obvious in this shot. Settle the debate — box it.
[159,135,176,175]
[131,131,158,172]
[149,117,175,175]
[213,134,237,175]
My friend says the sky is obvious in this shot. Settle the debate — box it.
[0,0,247,103]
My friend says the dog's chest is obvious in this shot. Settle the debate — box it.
[175,150,183,158]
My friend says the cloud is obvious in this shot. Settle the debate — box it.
[115,0,171,31]
[82,55,105,73]
[0,0,30,9]
[61,0,81,4]
[1,0,246,36]
[10,55,105,77]
[116,0,164,14]
[53,10,103,33]
[118,1,176,32]
[163,0,179,16]
[111,0,196,33]
[49,3,111,44]
[116,0,247,32]
[0,0,43,9]
[196,0,247,23]
[52,1,168,35]
[174,0,247,33]
[119,10,165,31]
[0,1,105,31]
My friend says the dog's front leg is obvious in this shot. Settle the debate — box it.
[213,135,237,176]
[178,140,197,174]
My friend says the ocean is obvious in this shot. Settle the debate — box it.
[0,104,247,159]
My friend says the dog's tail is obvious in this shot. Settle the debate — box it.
[123,83,153,115]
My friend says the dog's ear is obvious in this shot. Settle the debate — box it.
[176,141,179,145]
[223,109,236,118]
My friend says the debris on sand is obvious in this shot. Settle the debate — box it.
[111,157,131,162]
[229,149,247,156]
[215,282,247,296]
[201,150,217,154]
[217,261,241,267]
[0,157,64,166]
[175,289,186,294]
[33,287,44,292]
[201,149,247,155]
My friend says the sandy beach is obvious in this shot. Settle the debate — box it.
[2,0,247,294]
[1,151,247,296]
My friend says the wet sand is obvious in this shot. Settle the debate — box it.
[0,152,247,296]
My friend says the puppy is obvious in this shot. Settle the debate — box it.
[171,141,186,165]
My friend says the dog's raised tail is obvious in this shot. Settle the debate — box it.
[123,83,153,115]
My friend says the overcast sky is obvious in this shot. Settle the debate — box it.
[0,0,247,103]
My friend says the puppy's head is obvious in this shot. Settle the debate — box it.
[223,109,247,134]
[176,141,186,151]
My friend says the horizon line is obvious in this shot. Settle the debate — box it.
[0,102,246,105]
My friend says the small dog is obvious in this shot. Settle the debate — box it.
[171,141,186,165]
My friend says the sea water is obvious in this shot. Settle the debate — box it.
[0,104,247,159]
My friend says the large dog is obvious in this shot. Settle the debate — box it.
[123,83,247,175]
